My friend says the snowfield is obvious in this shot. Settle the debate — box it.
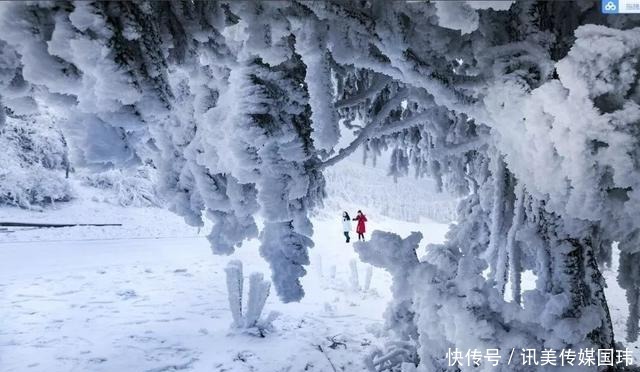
[2,192,640,371]
[0,196,449,372]
[2,197,637,371]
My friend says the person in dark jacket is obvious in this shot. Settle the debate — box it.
[353,210,368,241]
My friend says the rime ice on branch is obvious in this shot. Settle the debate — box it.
[1,1,639,370]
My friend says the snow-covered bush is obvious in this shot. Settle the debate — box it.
[0,165,71,208]
[0,116,71,208]
[81,167,161,207]
[365,341,419,372]
[225,260,279,336]
[355,232,422,345]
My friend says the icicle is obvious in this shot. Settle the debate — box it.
[291,20,340,153]
[505,183,525,304]
[487,153,511,293]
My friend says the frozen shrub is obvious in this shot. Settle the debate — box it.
[0,165,71,207]
[224,260,279,336]
[82,167,161,207]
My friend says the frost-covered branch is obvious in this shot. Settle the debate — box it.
[321,88,416,168]
[334,73,393,109]
[2,2,640,368]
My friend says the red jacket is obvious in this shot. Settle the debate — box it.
[354,214,367,234]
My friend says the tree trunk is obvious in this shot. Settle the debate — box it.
[544,215,615,353]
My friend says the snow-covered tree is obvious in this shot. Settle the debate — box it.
[1,1,639,370]
[0,115,71,208]
[0,38,71,207]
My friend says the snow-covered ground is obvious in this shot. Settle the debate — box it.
[0,193,449,372]
[1,152,637,371]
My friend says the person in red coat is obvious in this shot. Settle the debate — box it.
[353,210,368,241]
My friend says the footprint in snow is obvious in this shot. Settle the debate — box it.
[88,357,107,364]
[233,350,255,363]
[116,289,138,300]
[173,268,193,277]
[127,334,158,343]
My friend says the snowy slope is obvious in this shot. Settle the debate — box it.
[322,147,458,224]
